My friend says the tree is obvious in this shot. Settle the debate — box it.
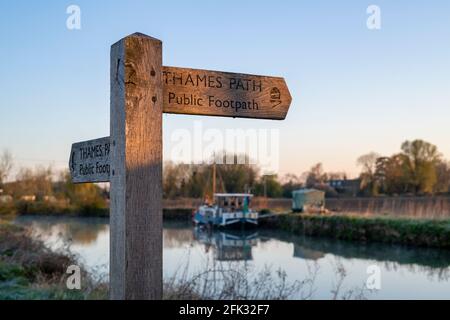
[0,150,13,187]
[163,161,190,199]
[374,155,409,195]
[61,171,106,210]
[434,160,450,194]
[302,163,339,197]
[163,153,259,199]
[216,154,258,195]
[373,140,444,195]
[12,166,53,200]
[400,139,440,194]
[254,174,283,198]
[305,163,327,188]
[357,152,380,196]
[281,174,303,198]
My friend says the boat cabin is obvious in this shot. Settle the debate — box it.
[214,193,253,212]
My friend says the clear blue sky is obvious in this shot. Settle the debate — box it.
[1,0,449,179]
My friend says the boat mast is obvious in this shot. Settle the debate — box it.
[212,161,216,197]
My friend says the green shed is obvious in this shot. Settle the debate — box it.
[292,189,325,213]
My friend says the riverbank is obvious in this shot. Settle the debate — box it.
[0,201,109,218]
[165,207,450,249]
[0,201,194,219]
[0,221,108,299]
[266,213,450,249]
[4,199,450,249]
[162,196,450,219]
[3,195,450,220]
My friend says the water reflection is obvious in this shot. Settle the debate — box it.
[14,215,108,245]
[176,224,450,272]
[193,227,258,261]
[12,216,450,299]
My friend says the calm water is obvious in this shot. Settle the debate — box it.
[13,215,450,299]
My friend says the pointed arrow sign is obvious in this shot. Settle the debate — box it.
[69,136,111,183]
[162,66,292,120]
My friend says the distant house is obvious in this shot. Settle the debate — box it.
[327,179,361,196]
[20,195,36,202]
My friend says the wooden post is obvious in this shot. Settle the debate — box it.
[110,33,163,300]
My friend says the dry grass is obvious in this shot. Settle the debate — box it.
[163,250,368,300]
[0,222,107,299]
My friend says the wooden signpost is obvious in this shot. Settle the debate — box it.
[69,32,292,300]
[162,66,291,120]
[69,137,111,183]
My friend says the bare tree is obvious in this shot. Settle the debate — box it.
[357,152,380,195]
[305,163,327,187]
[0,149,13,185]
[357,152,380,176]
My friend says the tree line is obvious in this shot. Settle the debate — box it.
[163,139,450,198]
[357,139,450,196]
[0,139,449,205]
[0,151,107,214]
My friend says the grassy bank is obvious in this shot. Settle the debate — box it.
[0,221,107,299]
[0,202,195,220]
[272,213,450,249]
[0,201,108,218]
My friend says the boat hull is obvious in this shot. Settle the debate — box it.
[193,211,258,228]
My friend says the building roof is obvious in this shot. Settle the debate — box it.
[292,188,324,195]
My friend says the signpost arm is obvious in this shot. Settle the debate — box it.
[110,33,163,300]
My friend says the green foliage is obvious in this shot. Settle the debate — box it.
[0,202,16,217]
[1,168,108,216]
[277,213,450,248]
[360,139,447,196]
[62,175,107,214]
[217,158,258,195]
[401,140,440,193]
[254,175,283,197]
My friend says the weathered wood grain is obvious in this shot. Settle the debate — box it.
[110,33,163,300]
[69,136,111,183]
[162,66,292,120]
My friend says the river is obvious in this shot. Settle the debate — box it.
[13,215,450,299]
